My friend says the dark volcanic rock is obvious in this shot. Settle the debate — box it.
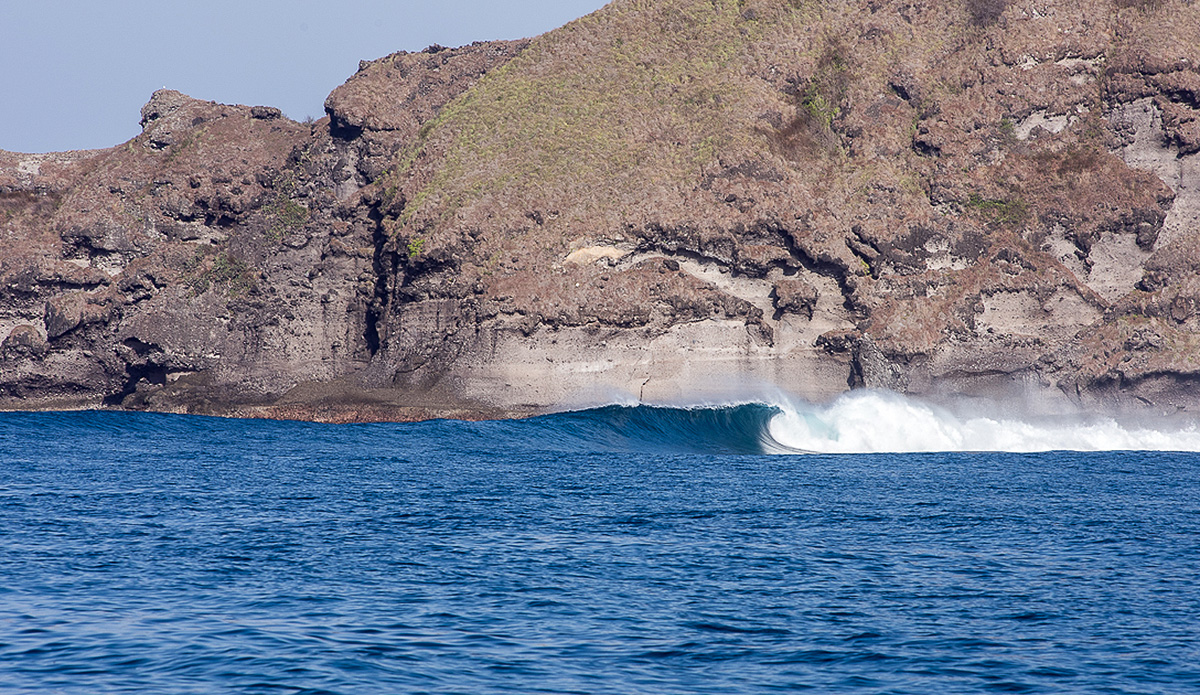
[772,278,819,319]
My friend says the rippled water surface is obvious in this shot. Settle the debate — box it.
[3,408,1200,693]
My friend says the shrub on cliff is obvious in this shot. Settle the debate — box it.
[965,0,1009,26]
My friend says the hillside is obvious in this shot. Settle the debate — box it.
[3,0,1200,419]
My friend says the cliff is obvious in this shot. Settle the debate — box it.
[3,0,1199,421]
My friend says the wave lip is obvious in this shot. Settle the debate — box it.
[765,390,1200,454]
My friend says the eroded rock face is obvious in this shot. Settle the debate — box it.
[0,40,532,420]
[324,40,530,185]
[3,1,1200,420]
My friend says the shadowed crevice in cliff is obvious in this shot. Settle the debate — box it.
[327,115,364,142]
[102,363,169,407]
[780,229,864,319]
[364,206,393,357]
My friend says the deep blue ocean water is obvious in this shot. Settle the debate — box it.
[3,404,1200,694]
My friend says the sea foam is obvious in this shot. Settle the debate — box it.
[764,390,1200,454]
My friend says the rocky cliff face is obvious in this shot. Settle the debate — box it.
[3,0,1200,421]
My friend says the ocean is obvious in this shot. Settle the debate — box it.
[3,392,1200,693]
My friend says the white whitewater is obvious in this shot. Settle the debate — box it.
[764,390,1200,454]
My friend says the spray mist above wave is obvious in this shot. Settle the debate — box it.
[764,390,1200,454]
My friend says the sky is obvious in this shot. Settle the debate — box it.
[0,0,610,154]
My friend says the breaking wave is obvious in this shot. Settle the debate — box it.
[7,389,1200,456]
[549,390,1200,455]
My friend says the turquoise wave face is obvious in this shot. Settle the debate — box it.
[590,403,788,454]
[481,404,784,456]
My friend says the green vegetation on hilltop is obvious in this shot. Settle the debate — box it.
[373,0,1064,258]
[382,0,822,236]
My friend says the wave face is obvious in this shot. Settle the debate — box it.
[531,391,1200,455]
[520,403,780,455]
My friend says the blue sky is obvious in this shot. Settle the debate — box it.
[0,0,609,153]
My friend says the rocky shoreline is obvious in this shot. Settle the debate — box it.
[3,0,1200,422]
